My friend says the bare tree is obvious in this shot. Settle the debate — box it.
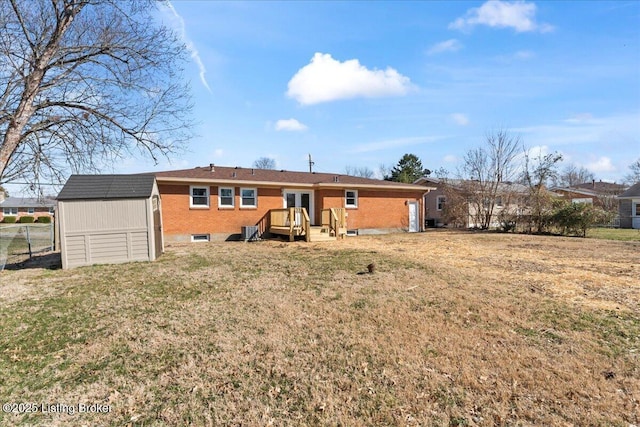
[344,165,374,178]
[0,0,193,190]
[521,148,563,233]
[460,128,521,229]
[253,157,276,170]
[555,164,595,187]
[624,158,640,184]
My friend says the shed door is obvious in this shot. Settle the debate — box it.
[153,196,163,257]
[408,201,419,232]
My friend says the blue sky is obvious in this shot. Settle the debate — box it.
[122,0,640,183]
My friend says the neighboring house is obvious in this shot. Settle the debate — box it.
[551,180,627,212]
[618,182,640,229]
[154,165,434,242]
[57,175,163,269]
[415,177,530,228]
[0,190,55,222]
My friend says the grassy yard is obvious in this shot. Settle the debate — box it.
[0,231,638,426]
[588,227,640,241]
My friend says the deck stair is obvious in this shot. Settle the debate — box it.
[309,226,336,242]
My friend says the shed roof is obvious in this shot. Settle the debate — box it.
[618,182,640,198]
[57,174,157,200]
[154,165,433,191]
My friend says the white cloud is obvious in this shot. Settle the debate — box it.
[287,53,413,105]
[449,0,554,33]
[514,50,535,60]
[443,154,458,163]
[427,39,463,55]
[275,119,308,132]
[162,2,212,92]
[586,157,616,173]
[451,113,470,126]
[213,148,224,158]
[350,136,444,153]
[564,113,594,124]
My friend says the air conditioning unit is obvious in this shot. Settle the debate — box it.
[241,225,259,242]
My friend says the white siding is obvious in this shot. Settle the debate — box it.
[60,198,153,269]
[62,199,147,233]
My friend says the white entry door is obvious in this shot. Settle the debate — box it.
[408,201,419,232]
[283,191,313,225]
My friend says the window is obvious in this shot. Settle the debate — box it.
[436,196,446,211]
[240,188,257,208]
[190,186,209,208]
[495,196,503,207]
[27,207,35,214]
[218,187,234,208]
[345,190,358,208]
[3,207,17,216]
[634,202,640,217]
[191,234,210,242]
[49,206,55,214]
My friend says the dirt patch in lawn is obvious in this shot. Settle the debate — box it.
[0,231,638,426]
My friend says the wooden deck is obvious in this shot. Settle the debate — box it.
[269,208,346,242]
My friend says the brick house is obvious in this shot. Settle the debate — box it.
[551,180,627,212]
[154,165,434,242]
[0,190,55,222]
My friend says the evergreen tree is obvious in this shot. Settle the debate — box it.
[386,154,430,183]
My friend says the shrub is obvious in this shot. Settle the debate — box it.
[19,216,35,223]
[2,216,17,223]
[37,216,52,223]
[551,202,609,237]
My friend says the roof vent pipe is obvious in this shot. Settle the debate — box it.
[209,163,215,172]
[232,172,237,178]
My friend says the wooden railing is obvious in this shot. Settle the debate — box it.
[321,207,347,239]
[269,207,311,241]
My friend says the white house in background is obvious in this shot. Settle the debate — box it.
[618,182,640,229]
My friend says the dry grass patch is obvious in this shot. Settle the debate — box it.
[0,231,638,426]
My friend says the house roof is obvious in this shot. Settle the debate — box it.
[0,197,56,208]
[57,174,157,200]
[414,177,530,194]
[572,180,627,194]
[618,182,640,198]
[154,165,433,191]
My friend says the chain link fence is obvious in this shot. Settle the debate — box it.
[0,223,55,270]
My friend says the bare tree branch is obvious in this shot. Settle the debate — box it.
[0,0,193,191]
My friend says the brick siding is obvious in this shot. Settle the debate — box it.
[160,183,424,238]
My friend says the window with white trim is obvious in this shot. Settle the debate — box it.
[345,190,358,208]
[191,234,210,242]
[240,188,257,208]
[436,195,446,211]
[218,187,234,208]
[27,207,35,214]
[190,186,209,208]
[49,206,55,214]
[634,202,640,216]
[495,196,503,207]
[3,207,17,216]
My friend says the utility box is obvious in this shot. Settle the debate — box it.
[241,225,259,241]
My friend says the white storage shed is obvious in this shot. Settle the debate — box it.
[57,175,163,269]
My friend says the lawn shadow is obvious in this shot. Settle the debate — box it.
[2,251,62,270]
